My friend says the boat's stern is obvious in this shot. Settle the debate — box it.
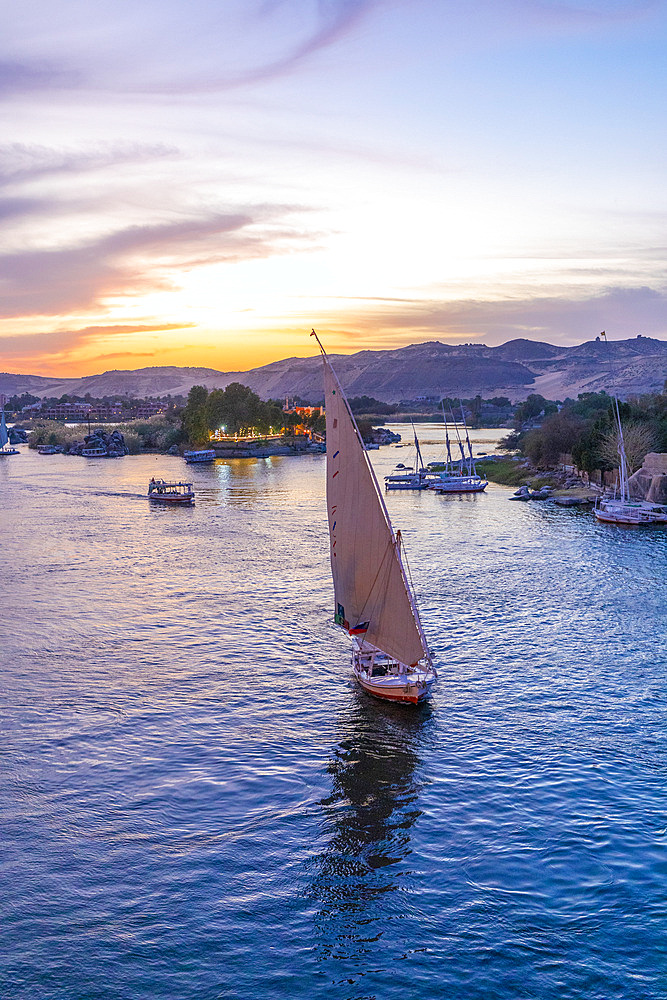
[351,644,436,704]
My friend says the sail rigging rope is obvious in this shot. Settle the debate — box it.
[398,531,436,675]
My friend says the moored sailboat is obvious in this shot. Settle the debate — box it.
[384,423,440,490]
[428,403,487,494]
[313,331,437,705]
[0,411,19,456]
[593,332,661,526]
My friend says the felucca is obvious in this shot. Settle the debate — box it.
[313,331,437,705]
[593,332,661,526]
[429,403,487,494]
[0,411,19,457]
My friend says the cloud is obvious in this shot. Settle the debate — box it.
[0,323,195,361]
[0,60,81,95]
[0,207,316,318]
[309,285,667,348]
[0,143,179,184]
[2,0,377,97]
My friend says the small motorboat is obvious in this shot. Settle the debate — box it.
[184,449,216,464]
[148,478,195,505]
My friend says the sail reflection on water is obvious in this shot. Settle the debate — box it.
[310,699,432,968]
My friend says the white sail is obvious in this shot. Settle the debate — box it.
[0,412,8,450]
[323,358,427,667]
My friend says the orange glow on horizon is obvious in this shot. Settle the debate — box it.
[4,314,475,378]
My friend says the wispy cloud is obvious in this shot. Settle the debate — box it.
[0,143,179,184]
[0,207,315,318]
[309,285,667,348]
[0,60,81,95]
[2,0,378,96]
[0,323,195,361]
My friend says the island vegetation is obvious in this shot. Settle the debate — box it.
[501,390,666,471]
[472,389,667,491]
[180,383,325,445]
[13,375,667,483]
[25,415,183,455]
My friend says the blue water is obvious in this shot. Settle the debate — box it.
[1,439,666,1000]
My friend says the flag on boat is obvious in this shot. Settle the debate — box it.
[349,621,370,635]
[334,603,349,629]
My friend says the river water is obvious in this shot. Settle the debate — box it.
[1,432,666,1000]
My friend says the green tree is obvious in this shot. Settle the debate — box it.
[522,410,586,467]
[182,385,210,445]
[513,394,557,428]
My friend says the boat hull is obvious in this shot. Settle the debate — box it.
[354,670,435,704]
[184,449,216,464]
[594,508,660,525]
[433,482,487,494]
[148,495,194,505]
[385,481,428,490]
[351,645,436,705]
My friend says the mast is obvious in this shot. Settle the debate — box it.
[311,330,432,667]
[450,407,466,473]
[600,331,630,501]
[411,420,425,476]
[441,401,453,472]
[459,401,475,476]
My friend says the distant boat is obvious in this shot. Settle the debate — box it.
[384,423,434,490]
[184,449,216,464]
[314,330,437,705]
[0,411,19,456]
[593,333,662,526]
[148,478,195,505]
[433,474,488,494]
[37,445,62,455]
[428,403,487,494]
[81,445,107,458]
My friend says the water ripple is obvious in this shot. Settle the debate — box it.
[1,444,666,1000]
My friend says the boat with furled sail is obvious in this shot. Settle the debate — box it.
[0,411,19,456]
[384,423,439,490]
[593,332,661,526]
[428,403,487,494]
[313,330,437,705]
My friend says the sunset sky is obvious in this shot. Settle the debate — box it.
[2,0,667,375]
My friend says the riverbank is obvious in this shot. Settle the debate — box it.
[475,455,600,501]
[19,417,181,455]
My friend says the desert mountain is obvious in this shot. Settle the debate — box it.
[2,336,666,404]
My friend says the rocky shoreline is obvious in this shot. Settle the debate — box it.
[478,452,667,506]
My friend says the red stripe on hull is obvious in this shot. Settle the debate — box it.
[356,679,428,705]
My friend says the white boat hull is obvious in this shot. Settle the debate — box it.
[385,480,428,490]
[354,670,436,704]
[594,506,661,525]
[432,480,487,494]
[352,645,436,705]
